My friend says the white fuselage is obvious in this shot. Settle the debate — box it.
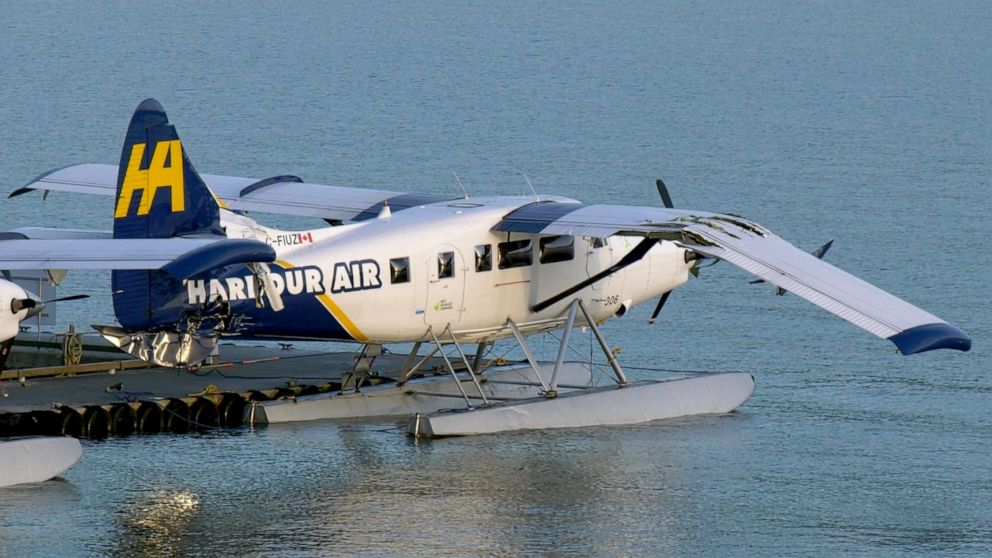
[215,196,693,344]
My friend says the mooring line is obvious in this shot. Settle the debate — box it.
[161,404,220,431]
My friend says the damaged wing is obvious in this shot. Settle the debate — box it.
[494,201,971,355]
[11,163,455,223]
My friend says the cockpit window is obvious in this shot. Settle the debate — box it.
[539,235,574,264]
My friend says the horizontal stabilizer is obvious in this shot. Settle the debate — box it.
[0,238,274,277]
[2,227,112,240]
[160,239,276,279]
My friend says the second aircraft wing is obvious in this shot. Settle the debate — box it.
[11,163,455,223]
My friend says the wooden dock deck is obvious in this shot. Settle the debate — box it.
[0,339,448,438]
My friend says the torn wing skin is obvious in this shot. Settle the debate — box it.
[0,238,275,279]
[11,163,457,223]
[494,202,971,355]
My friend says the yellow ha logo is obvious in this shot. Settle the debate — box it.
[114,140,185,218]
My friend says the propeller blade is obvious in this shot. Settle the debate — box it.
[532,237,657,312]
[13,293,89,320]
[42,294,90,304]
[655,179,674,209]
[648,291,672,324]
[811,239,834,259]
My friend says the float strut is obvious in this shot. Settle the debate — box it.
[427,326,473,408]
[472,341,488,373]
[548,300,580,396]
[444,325,489,405]
[401,341,422,380]
[397,344,439,386]
[576,299,629,386]
[506,319,552,393]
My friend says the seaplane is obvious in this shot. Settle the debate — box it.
[0,278,83,487]
[0,99,971,437]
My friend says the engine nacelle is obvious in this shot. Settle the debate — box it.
[0,278,37,342]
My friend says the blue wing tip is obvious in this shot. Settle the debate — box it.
[888,323,972,355]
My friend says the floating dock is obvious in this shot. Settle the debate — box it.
[0,335,453,438]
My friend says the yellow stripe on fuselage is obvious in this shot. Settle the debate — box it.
[213,191,229,210]
[274,259,368,342]
[315,293,368,342]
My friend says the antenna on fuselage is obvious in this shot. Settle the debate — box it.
[523,173,539,201]
[377,200,392,220]
[452,171,469,199]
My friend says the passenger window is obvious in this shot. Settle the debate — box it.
[539,235,574,264]
[438,251,454,279]
[498,239,533,269]
[588,237,606,249]
[389,257,410,284]
[475,244,492,272]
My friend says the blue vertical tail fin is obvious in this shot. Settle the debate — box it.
[112,98,224,239]
[112,98,225,329]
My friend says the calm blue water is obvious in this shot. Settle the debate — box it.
[1,1,990,556]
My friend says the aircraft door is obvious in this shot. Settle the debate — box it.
[583,236,627,317]
[585,237,614,291]
[424,244,466,329]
